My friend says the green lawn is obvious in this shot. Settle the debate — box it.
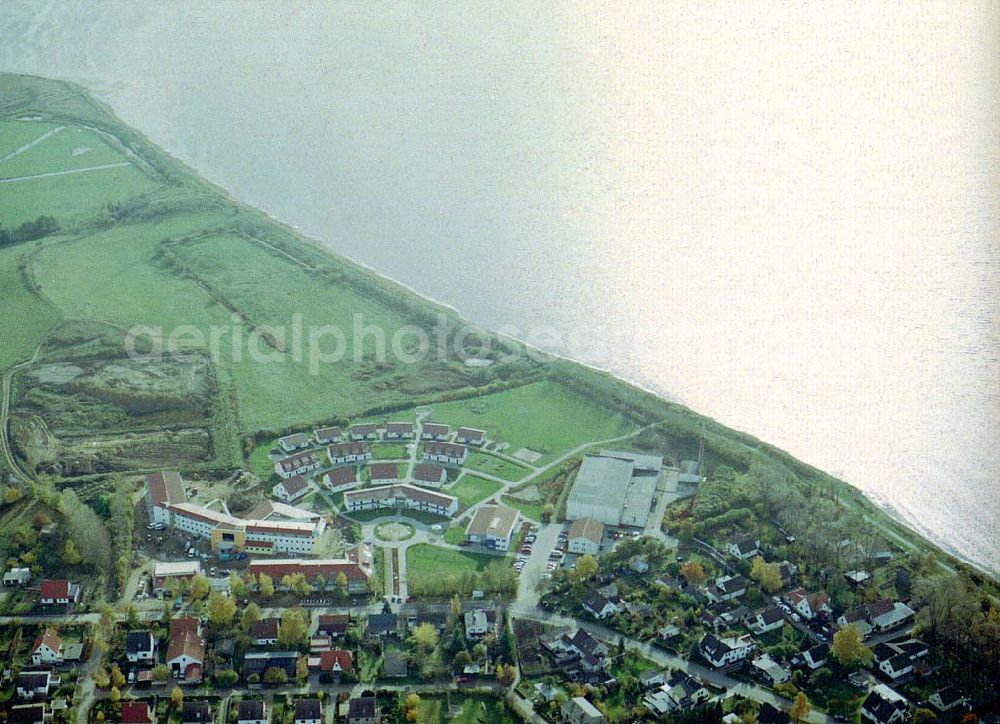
[448,473,502,508]
[0,120,61,158]
[501,495,544,522]
[464,451,531,482]
[443,525,466,545]
[372,443,408,460]
[406,543,500,579]
[250,438,279,478]
[393,380,634,464]
[415,695,518,724]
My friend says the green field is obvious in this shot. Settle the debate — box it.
[416,695,518,724]
[406,543,501,579]
[464,451,531,482]
[448,473,502,508]
[401,380,634,463]
[0,247,62,369]
[1,125,125,178]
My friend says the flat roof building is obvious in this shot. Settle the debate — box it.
[566,452,661,528]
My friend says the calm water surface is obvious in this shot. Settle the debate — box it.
[2,2,997,573]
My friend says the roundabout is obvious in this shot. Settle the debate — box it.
[375,521,416,542]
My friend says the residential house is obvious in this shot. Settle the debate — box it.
[642,671,711,715]
[567,518,604,556]
[366,613,399,639]
[166,618,205,683]
[278,433,310,453]
[837,607,875,639]
[344,484,458,517]
[581,590,619,620]
[728,534,760,560]
[464,609,491,639]
[349,424,380,441]
[369,462,400,484]
[237,700,269,724]
[638,670,666,689]
[347,697,377,724]
[561,696,605,724]
[274,451,321,479]
[700,633,756,668]
[929,686,968,713]
[464,504,519,550]
[3,567,32,586]
[121,701,156,724]
[706,575,748,603]
[861,684,909,724]
[872,639,928,681]
[30,629,63,666]
[294,700,323,724]
[802,643,829,670]
[125,631,157,664]
[248,549,373,594]
[15,671,59,700]
[9,704,49,724]
[327,441,372,466]
[747,607,785,635]
[317,614,350,639]
[752,654,791,685]
[785,588,832,620]
[456,427,486,446]
[272,475,311,503]
[243,652,297,681]
[313,427,343,445]
[420,423,450,441]
[384,422,414,440]
[870,600,915,632]
[251,618,280,646]
[39,579,80,606]
[181,701,211,724]
[323,466,357,490]
[383,650,408,678]
[413,463,447,487]
[423,441,468,466]
[318,650,354,676]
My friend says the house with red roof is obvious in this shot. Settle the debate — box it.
[39,579,80,606]
[166,618,205,683]
[318,649,354,675]
[121,701,156,724]
[30,628,63,665]
[785,588,832,620]
[271,475,311,503]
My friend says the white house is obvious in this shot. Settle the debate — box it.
[802,643,829,669]
[166,618,205,683]
[349,424,379,441]
[125,631,157,664]
[456,427,486,446]
[785,588,832,620]
[39,579,80,606]
[413,463,447,487]
[384,422,414,440]
[30,629,63,665]
[752,654,790,685]
[873,640,928,681]
[420,423,450,441]
[327,441,372,466]
[870,601,915,632]
[561,697,605,724]
[145,471,187,526]
[423,441,468,466]
[567,518,604,555]
[274,450,321,479]
[272,474,311,503]
[861,684,908,724]
[313,426,343,445]
[278,433,310,453]
[700,633,755,668]
[747,607,785,635]
[15,671,59,699]
[464,609,491,639]
[727,534,760,560]
[2,567,31,586]
[581,590,619,620]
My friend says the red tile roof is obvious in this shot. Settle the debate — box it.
[166,618,204,664]
[249,559,371,585]
[369,462,399,480]
[145,471,186,507]
[278,475,310,496]
[328,441,371,459]
[425,441,467,458]
[326,467,357,486]
[319,649,354,672]
[31,628,61,655]
[414,463,446,482]
[120,701,154,724]
[40,580,70,600]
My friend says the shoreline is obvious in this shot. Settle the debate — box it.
[20,73,993,580]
